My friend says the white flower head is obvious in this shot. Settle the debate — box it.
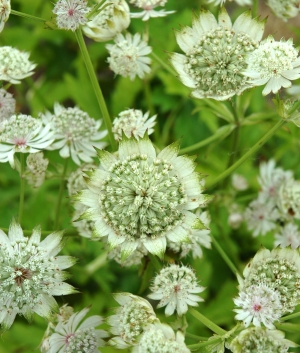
[170,8,265,100]
[228,327,298,353]
[83,0,130,42]
[274,222,300,249]
[0,114,54,168]
[148,264,205,316]
[24,152,49,188]
[278,177,300,220]
[53,0,91,31]
[132,323,190,353]
[244,198,279,236]
[267,0,299,22]
[106,33,152,80]
[42,103,107,165]
[232,174,248,191]
[47,307,108,353]
[0,0,10,32]
[244,36,300,96]
[76,135,210,259]
[112,108,156,140]
[0,88,15,122]
[228,212,244,229]
[130,0,175,21]
[241,247,300,314]
[0,220,77,331]
[234,283,282,329]
[0,46,36,84]
[108,243,148,267]
[108,292,157,348]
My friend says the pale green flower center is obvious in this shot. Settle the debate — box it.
[65,328,98,353]
[100,154,186,240]
[0,47,33,78]
[239,331,289,353]
[185,27,257,97]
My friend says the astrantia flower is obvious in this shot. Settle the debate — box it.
[47,307,108,353]
[148,264,205,316]
[274,223,300,249]
[0,220,76,331]
[278,177,300,219]
[83,0,130,42]
[244,36,300,96]
[42,103,107,165]
[112,108,156,140]
[240,247,300,314]
[228,327,297,353]
[24,152,49,188]
[0,46,36,84]
[106,33,152,80]
[53,0,91,31]
[267,0,299,22]
[129,0,175,21]
[0,0,11,32]
[0,88,15,122]
[234,283,282,329]
[0,114,54,168]
[76,135,210,259]
[170,8,265,100]
[108,292,157,348]
[132,323,190,353]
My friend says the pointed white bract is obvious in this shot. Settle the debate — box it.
[0,221,77,331]
[0,0,10,32]
[108,293,157,348]
[53,0,91,31]
[267,0,299,22]
[46,307,108,353]
[112,108,156,140]
[0,88,15,122]
[107,243,148,266]
[106,33,152,80]
[243,36,300,96]
[148,264,205,316]
[170,8,265,100]
[24,152,49,188]
[0,114,54,168]
[42,103,107,165]
[76,136,210,259]
[132,323,190,353]
[0,46,36,84]
[129,0,175,21]
[83,0,130,42]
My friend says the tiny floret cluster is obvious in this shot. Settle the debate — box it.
[170,8,265,100]
[42,103,107,165]
[106,33,152,80]
[0,88,15,122]
[129,0,175,21]
[112,108,156,140]
[244,36,300,96]
[24,152,49,188]
[148,264,205,316]
[0,220,76,331]
[0,0,11,32]
[53,0,91,31]
[267,0,299,22]
[0,46,36,84]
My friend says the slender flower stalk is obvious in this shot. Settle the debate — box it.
[74,28,116,150]
[18,153,25,224]
[189,307,227,336]
[54,158,69,230]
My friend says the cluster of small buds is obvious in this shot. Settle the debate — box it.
[0,0,11,32]
[0,46,36,84]
[148,264,205,316]
[53,0,91,31]
[106,33,152,80]
[129,0,175,21]
[0,88,15,122]
[24,152,49,188]
[112,108,156,140]
[267,0,300,22]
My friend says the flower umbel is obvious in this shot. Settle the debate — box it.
[0,88,15,122]
[106,33,152,80]
[0,220,76,331]
[0,0,10,32]
[24,152,49,188]
[148,264,205,316]
[53,0,91,31]
[129,0,175,21]
[267,0,299,21]
[76,135,209,259]
[170,8,265,100]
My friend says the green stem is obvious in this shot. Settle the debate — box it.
[162,100,183,146]
[211,234,241,278]
[206,119,285,189]
[151,52,177,77]
[187,337,222,350]
[85,252,108,275]
[252,0,259,17]
[11,9,46,22]
[18,154,25,224]
[75,29,116,151]
[280,311,300,322]
[179,125,234,155]
[54,158,69,230]
[275,322,300,332]
[185,332,209,341]
[148,253,162,272]
[189,307,227,336]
